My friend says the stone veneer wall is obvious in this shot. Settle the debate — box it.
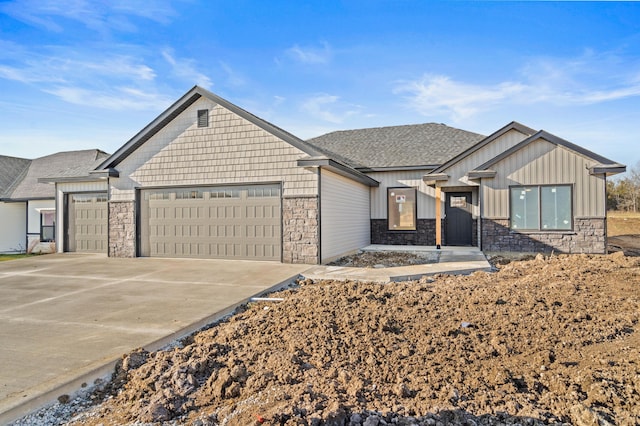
[109,201,136,258]
[283,196,319,264]
[481,218,606,254]
[371,219,438,245]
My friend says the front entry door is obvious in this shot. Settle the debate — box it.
[445,192,472,246]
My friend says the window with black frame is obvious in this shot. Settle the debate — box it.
[510,185,572,231]
[40,210,55,242]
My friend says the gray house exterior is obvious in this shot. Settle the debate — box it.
[0,150,108,254]
[47,86,626,264]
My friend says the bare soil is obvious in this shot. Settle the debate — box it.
[328,251,439,268]
[67,252,640,426]
[607,212,640,256]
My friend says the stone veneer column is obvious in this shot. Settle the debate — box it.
[109,200,136,258]
[282,196,319,264]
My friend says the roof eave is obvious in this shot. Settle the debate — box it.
[467,170,497,179]
[589,164,626,176]
[422,173,449,186]
[297,157,379,187]
[357,165,440,173]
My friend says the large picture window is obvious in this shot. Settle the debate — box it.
[388,187,416,231]
[510,185,572,231]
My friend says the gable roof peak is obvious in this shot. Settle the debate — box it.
[98,86,323,170]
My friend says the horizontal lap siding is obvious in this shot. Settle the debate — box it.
[320,170,370,263]
[367,171,436,219]
[0,203,26,253]
[110,98,317,201]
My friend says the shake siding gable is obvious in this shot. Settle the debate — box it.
[110,98,318,201]
[482,139,606,219]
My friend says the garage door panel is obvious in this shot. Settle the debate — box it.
[67,193,108,253]
[141,185,281,260]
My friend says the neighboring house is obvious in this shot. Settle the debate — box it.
[46,86,625,264]
[0,150,109,254]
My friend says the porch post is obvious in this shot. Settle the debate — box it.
[435,185,442,248]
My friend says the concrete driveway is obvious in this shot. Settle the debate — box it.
[0,254,308,423]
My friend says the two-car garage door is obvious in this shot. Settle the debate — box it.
[140,184,281,260]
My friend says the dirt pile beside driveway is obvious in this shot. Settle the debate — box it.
[70,253,639,425]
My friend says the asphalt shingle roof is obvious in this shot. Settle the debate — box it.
[306,123,485,169]
[0,155,31,198]
[4,150,109,200]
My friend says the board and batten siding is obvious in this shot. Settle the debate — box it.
[0,202,26,253]
[482,139,607,219]
[366,170,437,219]
[110,98,318,201]
[440,129,529,187]
[320,170,370,263]
[55,181,109,252]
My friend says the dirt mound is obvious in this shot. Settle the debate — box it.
[70,253,640,425]
[328,250,439,268]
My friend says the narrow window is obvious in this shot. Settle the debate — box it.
[388,187,417,231]
[510,185,572,231]
[40,211,55,242]
[197,109,209,127]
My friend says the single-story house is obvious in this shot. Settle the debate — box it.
[0,150,108,254]
[44,86,625,263]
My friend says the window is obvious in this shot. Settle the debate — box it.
[197,109,209,127]
[388,187,416,231]
[176,190,204,199]
[510,185,572,231]
[40,210,55,242]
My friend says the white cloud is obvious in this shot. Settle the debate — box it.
[0,45,165,110]
[301,94,361,123]
[395,51,640,121]
[219,61,245,87]
[44,86,172,110]
[0,0,178,33]
[286,42,332,64]
[162,49,212,88]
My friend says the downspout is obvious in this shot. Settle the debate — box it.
[317,167,322,264]
[478,181,483,250]
[435,185,442,249]
[24,200,29,254]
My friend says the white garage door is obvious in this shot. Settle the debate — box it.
[140,185,281,260]
[66,193,108,253]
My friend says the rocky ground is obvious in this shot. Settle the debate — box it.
[45,251,639,426]
[328,250,440,268]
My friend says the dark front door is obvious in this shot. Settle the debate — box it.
[445,192,473,246]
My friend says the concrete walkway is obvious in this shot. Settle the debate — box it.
[303,245,492,283]
[0,254,307,424]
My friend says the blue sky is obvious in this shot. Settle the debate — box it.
[1,1,639,173]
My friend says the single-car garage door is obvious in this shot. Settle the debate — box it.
[140,184,281,260]
[66,192,108,253]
